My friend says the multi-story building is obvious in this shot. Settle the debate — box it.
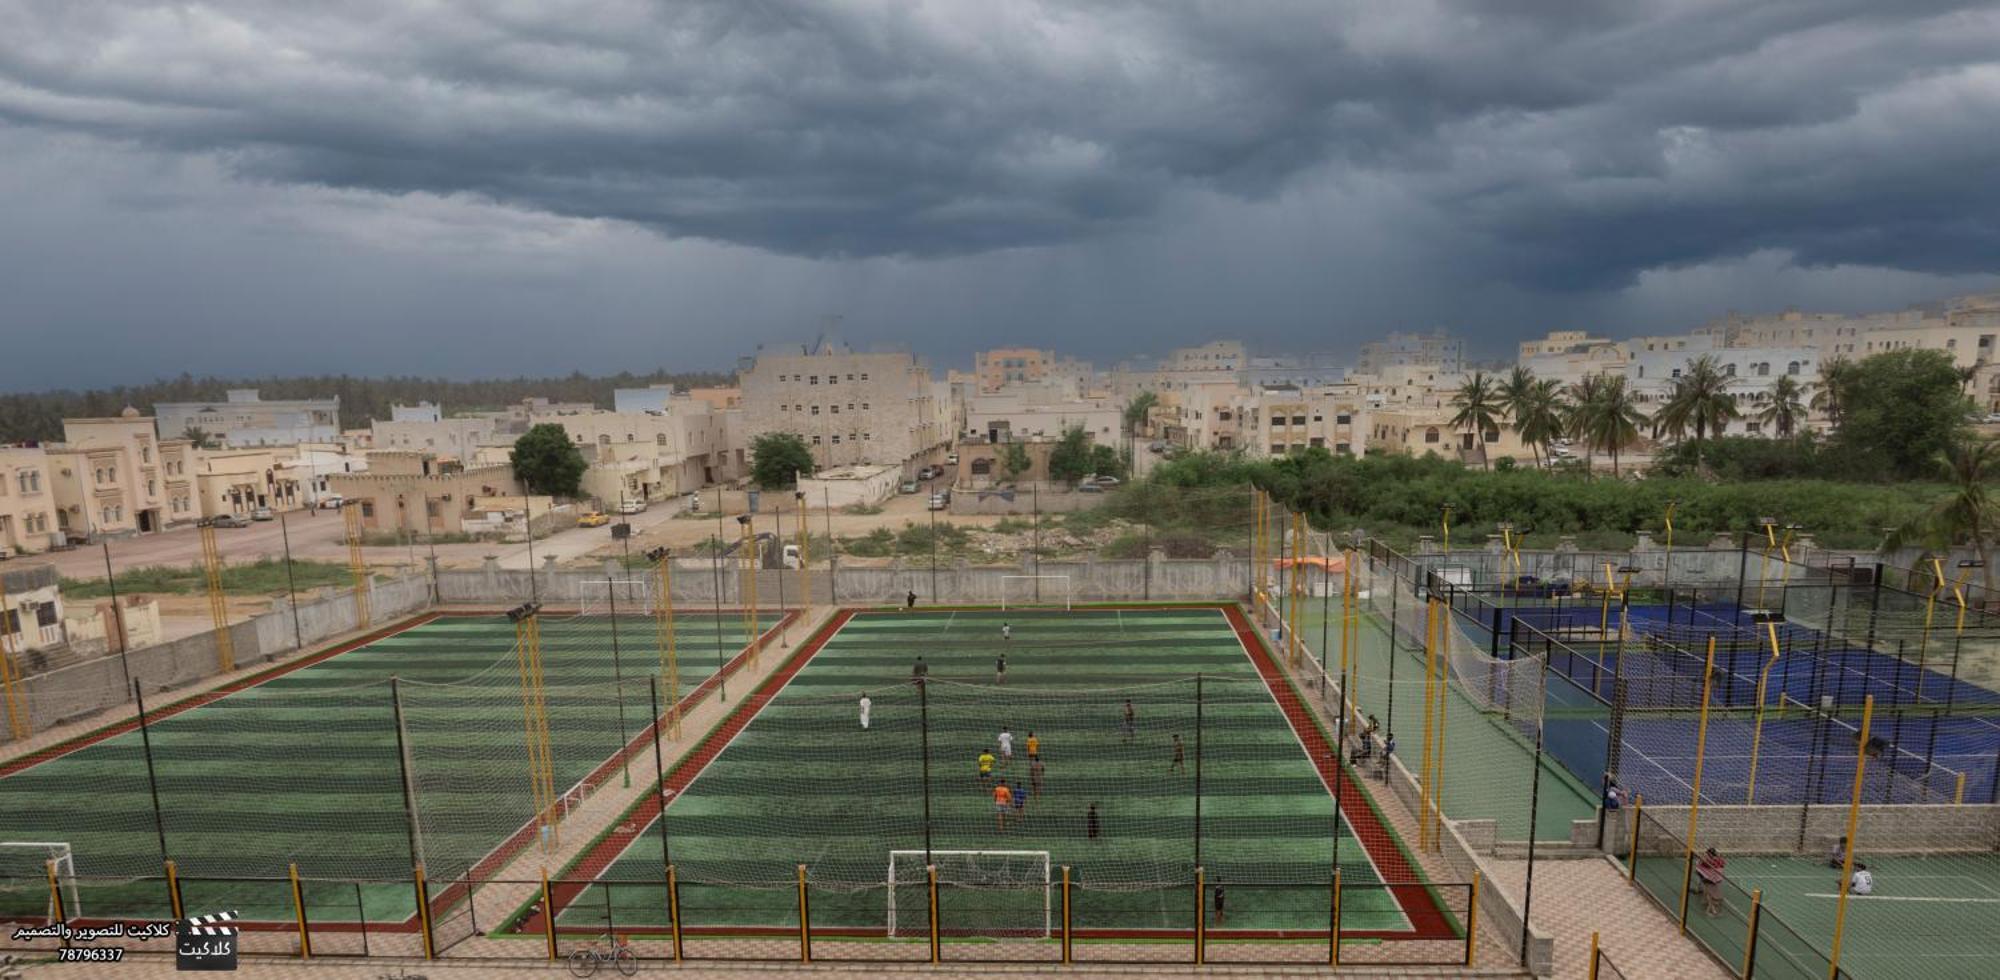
[532,398,736,506]
[370,413,498,463]
[1518,330,1629,388]
[194,448,315,517]
[963,386,1123,449]
[0,448,59,557]
[1356,330,1464,375]
[736,338,949,474]
[45,410,175,539]
[0,563,66,658]
[154,389,341,447]
[974,348,1057,392]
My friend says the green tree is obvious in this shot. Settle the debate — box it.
[1810,356,1857,431]
[1513,378,1568,468]
[1450,370,1502,469]
[750,432,817,489]
[1836,349,1971,480]
[1123,392,1159,440]
[999,442,1032,481]
[1570,375,1647,475]
[1758,375,1808,437]
[509,423,587,497]
[1654,354,1739,461]
[1889,439,1999,593]
[180,425,220,450]
[1046,426,1095,485]
[1089,444,1125,480]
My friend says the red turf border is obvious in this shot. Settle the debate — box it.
[510,603,1455,943]
[1221,603,1456,941]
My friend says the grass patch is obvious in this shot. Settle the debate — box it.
[64,559,361,598]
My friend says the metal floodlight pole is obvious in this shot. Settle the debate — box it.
[919,677,935,865]
[929,496,939,600]
[1033,483,1042,602]
[278,512,303,652]
[650,675,672,870]
[133,680,169,861]
[607,579,632,788]
[825,486,837,604]
[425,495,440,604]
[104,542,133,698]
[389,677,425,871]
[712,486,728,702]
[1194,672,1204,869]
[775,504,789,614]
[1519,653,1550,968]
[523,492,538,604]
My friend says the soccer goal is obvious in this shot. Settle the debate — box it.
[0,842,79,923]
[1000,575,1072,611]
[886,850,1050,939]
[578,578,653,617]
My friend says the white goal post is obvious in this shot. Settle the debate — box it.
[886,850,1050,938]
[999,575,1072,611]
[0,842,79,923]
[578,578,654,617]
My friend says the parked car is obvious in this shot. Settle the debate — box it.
[250,507,275,521]
[783,543,802,569]
[616,499,647,515]
[318,495,345,509]
[1149,440,1166,454]
[210,514,251,529]
[1077,482,1103,493]
[928,493,948,511]
[578,511,610,528]
[1093,475,1121,487]
[899,480,919,495]
[946,452,960,465]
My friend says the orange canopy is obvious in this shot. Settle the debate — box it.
[1273,555,1347,573]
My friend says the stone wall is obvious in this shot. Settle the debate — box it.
[1635,803,2000,857]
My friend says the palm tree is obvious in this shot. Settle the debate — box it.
[1888,439,2000,596]
[1451,371,1502,469]
[1811,356,1856,431]
[1512,378,1567,467]
[1759,375,1808,437]
[1571,376,1648,475]
[1655,355,1739,460]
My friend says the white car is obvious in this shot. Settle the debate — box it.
[617,499,647,515]
[318,495,345,509]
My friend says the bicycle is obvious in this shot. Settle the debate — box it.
[566,931,638,977]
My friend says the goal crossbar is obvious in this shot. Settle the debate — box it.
[0,841,78,923]
[999,575,1072,611]
[886,849,1051,938]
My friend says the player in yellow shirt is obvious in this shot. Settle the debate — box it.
[1025,731,1040,760]
[978,750,996,785]
[993,782,1013,831]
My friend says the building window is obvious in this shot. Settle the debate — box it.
[1271,416,1284,428]
[1336,443,1350,454]
[1787,361,1801,375]
[810,375,819,385]
[1425,428,1440,444]
[860,373,869,381]
[831,435,841,445]
[811,405,820,415]
[1292,415,1306,425]
[361,501,375,517]
[831,406,840,414]
[812,436,822,445]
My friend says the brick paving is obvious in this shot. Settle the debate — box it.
[1481,857,1728,980]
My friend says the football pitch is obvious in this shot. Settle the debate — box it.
[0,610,783,927]
[533,606,1459,943]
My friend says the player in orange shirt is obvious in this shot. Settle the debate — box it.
[993,782,1014,831]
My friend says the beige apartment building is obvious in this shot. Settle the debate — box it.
[370,415,498,463]
[737,338,949,473]
[326,451,523,535]
[0,448,58,557]
[193,448,315,517]
[1369,406,1531,463]
[533,401,736,507]
[974,348,1056,392]
[44,411,179,540]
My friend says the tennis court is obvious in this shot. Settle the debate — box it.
[0,610,782,927]
[527,606,1461,948]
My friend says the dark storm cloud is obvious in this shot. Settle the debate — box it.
[2,0,1995,287]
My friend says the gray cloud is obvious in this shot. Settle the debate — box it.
[0,1,1997,390]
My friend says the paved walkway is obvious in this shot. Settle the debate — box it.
[1481,857,1728,980]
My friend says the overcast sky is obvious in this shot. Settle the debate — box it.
[3,1,1998,392]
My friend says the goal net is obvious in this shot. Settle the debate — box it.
[0,842,79,923]
[1000,575,1071,611]
[578,578,653,618]
[887,850,1050,939]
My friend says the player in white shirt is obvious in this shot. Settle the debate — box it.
[997,728,1015,767]
[1849,864,1873,895]
[859,693,872,730]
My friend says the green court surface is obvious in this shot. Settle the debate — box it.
[549,607,1458,940]
[0,611,778,926]
[1281,597,1599,841]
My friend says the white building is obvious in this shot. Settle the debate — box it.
[736,337,949,475]
[154,390,341,447]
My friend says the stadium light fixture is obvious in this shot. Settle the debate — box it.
[645,546,670,563]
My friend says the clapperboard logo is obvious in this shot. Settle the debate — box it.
[175,911,239,971]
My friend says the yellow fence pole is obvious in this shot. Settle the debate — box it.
[796,492,811,611]
[413,863,436,960]
[1061,866,1072,965]
[667,864,683,962]
[1431,603,1450,850]
[1626,794,1643,880]
[343,504,371,631]
[0,571,28,740]
[541,869,557,960]
[927,864,940,964]
[796,863,811,963]
[289,862,311,959]
[199,522,236,672]
[1677,849,1695,932]
[1419,600,1439,851]
[1742,888,1763,977]
[1329,869,1342,966]
[1745,619,1781,804]
[1194,866,1206,965]
[1588,931,1600,980]
[164,859,183,921]
[1681,637,1717,932]
[655,551,680,739]
[45,859,64,926]
[1827,696,1875,978]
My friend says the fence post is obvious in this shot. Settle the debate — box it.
[1742,888,1763,977]
[927,864,940,964]
[667,864,683,962]
[1193,866,1205,965]
[540,869,557,960]
[134,681,170,863]
[1061,865,1072,965]
[796,864,811,963]
[164,859,183,921]
[45,859,65,932]
[1330,869,1342,966]
[1587,931,1600,980]
[289,862,311,959]
[1626,794,1643,880]
[1466,871,1480,966]
[413,864,436,959]
[1827,695,1876,978]
[1677,850,1695,932]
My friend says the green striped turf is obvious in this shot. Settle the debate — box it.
[0,613,778,925]
[558,609,1416,935]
